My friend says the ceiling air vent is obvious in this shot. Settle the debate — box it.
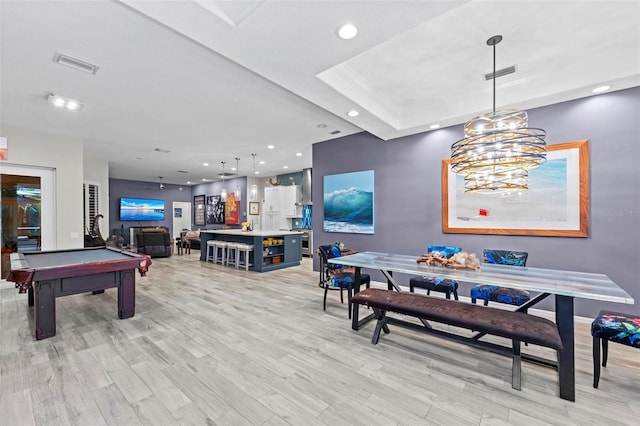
[177,170,189,174]
[484,65,516,80]
[330,130,341,135]
[52,52,100,74]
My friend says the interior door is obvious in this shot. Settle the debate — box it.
[0,164,55,281]
[172,201,191,238]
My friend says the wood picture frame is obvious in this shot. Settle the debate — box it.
[249,201,260,215]
[442,140,589,237]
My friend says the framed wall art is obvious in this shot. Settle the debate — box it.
[323,169,374,234]
[193,195,205,226]
[206,195,225,224]
[442,140,589,237]
[225,192,239,225]
[249,201,260,215]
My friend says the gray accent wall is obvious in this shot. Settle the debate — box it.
[312,87,640,318]
[109,178,193,239]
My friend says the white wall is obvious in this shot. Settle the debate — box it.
[2,125,85,249]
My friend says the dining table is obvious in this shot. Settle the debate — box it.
[328,251,634,402]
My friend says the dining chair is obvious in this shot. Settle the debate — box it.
[409,245,461,300]
[470,249,530,307]
[591,310,640,388]
[318,244,370,318]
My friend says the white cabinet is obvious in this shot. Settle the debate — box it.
[264,187,280,213]
[282,185,301,218]
[262,186,301,230]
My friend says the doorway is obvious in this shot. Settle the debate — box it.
[172,201,192,238]
[0,164,55,282]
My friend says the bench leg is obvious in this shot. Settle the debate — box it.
[371,308,389,345]
[512,339,522,390]
[593,336,601,388]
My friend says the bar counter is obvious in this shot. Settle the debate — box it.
[199,229,303,272]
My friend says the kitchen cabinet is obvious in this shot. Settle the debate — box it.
[264,187,280,213]
[262,186,301,230]
[282,185,301,218]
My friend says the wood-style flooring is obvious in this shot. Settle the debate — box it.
[1,252,638,425]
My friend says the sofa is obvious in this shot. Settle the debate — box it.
[136,229,171,258]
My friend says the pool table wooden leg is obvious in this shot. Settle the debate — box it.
[118,270,136,319]
[34,281,56,340]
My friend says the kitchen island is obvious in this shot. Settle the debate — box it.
[199,230,303,272]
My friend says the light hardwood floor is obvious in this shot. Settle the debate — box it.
[1,253,638,425]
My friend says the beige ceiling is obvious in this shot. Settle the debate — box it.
[1,0,639,185]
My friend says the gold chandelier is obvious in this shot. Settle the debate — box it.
[451,35,546,193]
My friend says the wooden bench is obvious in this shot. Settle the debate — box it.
[351,288,563,391]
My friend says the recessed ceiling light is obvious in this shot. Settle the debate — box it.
[267,145,275,149]
[202,178,207,181]
[283,166,288,169]
[337,23,358,40]
[592,85,611,93]
[203,162,209,166]
[47,93,83,110]
[259,161,265,165]
[187,181,191,184]
[296,152,302,156]
[317,123,327,128]
[255,171,260,175]
[231,167,236,171]
[429,124,441,129]
[347,110,359,117]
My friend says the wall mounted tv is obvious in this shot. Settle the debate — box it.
[119,197,165,221]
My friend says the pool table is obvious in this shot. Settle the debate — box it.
[7,247,152,340]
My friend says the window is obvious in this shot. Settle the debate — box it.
[83,181,100,234]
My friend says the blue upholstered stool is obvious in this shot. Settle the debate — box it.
[470,249,530,307]
[409,276,459,300]
[591,310,640,388]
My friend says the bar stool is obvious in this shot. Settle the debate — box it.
[236,243,254,271]
[226,242,238,267]
[213,241,228,265]
[205,240,216,262]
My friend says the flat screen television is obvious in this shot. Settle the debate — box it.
[119,197,165,221]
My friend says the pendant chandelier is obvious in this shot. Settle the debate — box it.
[234,157,241,200]
[451,35,546,193]
[220,161,227,201]
[250,153,258,200]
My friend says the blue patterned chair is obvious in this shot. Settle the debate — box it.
[318,244,370,318]
[409,245,461,300]
[470,249,530,307]
[591,310,640,388]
